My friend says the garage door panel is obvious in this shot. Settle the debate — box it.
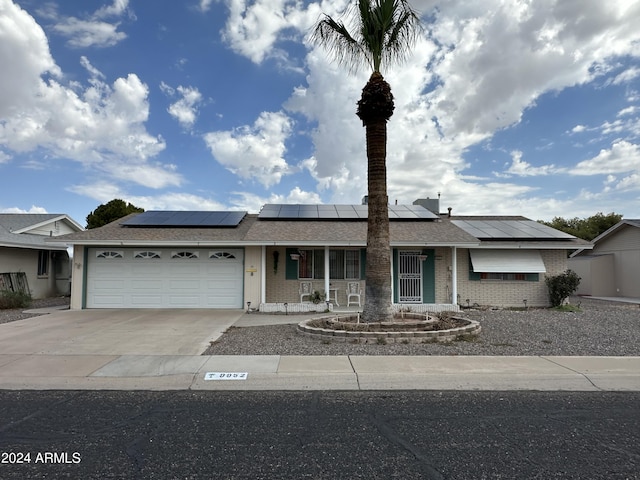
[92,295,126,306]
[131,279,163,289]
[93,279,125,289]
[132,264,162,275]
[87,248,244,308]
[167,295,202,307]
[130,295,164,307]
[169,279,202,290]
[171,264,201,275]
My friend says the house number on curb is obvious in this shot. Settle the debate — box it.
[204,372,248,380]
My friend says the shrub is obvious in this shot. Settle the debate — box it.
[545,270,581,307]
[0,290,32,309]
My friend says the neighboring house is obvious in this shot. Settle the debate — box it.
[55,202,590,311]
[0,214,84,299]
[569,219,640,298]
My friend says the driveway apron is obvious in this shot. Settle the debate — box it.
[0,309,244,356]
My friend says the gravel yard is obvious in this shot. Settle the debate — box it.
[204,297,640,356]
[0,296,70,324]
[2,296,638,356]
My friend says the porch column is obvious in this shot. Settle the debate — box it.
[261,245,266,304]
[324,246,330,302]
[48,251,56,296]
[451,246,458,305]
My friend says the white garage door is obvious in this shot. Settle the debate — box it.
[86,248,244,308]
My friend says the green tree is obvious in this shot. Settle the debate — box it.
[86,199,144,229]
[311,0,422,322]
[539,212,622,241]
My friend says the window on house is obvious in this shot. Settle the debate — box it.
[209,251,236,259]
[480,273,528,281]
[37,251,48,276]
[297,249,360,280]
[96,251,124,259]
[172,251,199,259]
[134,251,161,259]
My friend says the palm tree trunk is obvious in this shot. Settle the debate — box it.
[357,72,395,323]
[362,119,393,322]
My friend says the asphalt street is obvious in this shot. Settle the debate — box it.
[0,390,638,479]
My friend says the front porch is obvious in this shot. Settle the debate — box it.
[258,302,460,314]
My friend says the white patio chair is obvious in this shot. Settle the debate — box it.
[299,281,313,303]
[346,282,361,307]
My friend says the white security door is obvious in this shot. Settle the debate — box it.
[398,250,422,303]
[86,248,244,308]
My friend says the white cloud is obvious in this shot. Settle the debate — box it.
[0,2,173,189]
[611,66,640,85]
[198,0,215,13]
[571,140,640,175]
[277,0,640,211]
[502,150,563,177]
[0,205,48,214]
[216,0,345,65]
[0,150,11,164]
[164,85,203,128]
[53,18,126,48]
[51,0,131,48]
[79,55,105,79]
[617,106,638,117]
[203,111,293,187]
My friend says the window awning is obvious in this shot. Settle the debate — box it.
[469,249,546,273]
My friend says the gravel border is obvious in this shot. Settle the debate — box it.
[0,297,70,324]
[204,297,640,356]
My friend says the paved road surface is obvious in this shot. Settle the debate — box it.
[0,391,638,479]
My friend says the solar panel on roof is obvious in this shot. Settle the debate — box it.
[256,204,439,220]
[121,211,247,227]
[452,220,575,239]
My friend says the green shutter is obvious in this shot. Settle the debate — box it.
[285,248,298,280]
[469,253,481,281]
[422,249,435,303]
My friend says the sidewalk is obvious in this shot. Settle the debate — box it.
[1,353,639,391]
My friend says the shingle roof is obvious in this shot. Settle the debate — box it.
[0,214,80,250]
[54,209,590,249]
[57,213,258,244]
[243,218,478,245]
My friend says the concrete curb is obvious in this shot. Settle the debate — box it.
[1,354,639,391]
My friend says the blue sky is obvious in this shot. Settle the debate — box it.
[1,0,639,226]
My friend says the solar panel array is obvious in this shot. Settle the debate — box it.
[121,211,247,227]
[451,220,576,239]
[258,204,438,220]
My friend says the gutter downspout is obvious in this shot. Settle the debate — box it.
[261,245,266,305]
[324,246,330,304]
[451,246,458,305]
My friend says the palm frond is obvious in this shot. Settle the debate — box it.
[310,0,423,75]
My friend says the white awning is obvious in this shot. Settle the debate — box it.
[469,249,546,273]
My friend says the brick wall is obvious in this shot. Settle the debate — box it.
[456,248,567,307]
[264,246,568,308]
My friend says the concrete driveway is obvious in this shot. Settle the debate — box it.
[0,309,244,356]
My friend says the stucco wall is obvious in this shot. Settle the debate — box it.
[592,226,640,298]
[568,254,616,296]
[0,247,70,299]
[243,246,262,308]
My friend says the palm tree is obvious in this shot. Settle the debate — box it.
[311,0,422,322]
